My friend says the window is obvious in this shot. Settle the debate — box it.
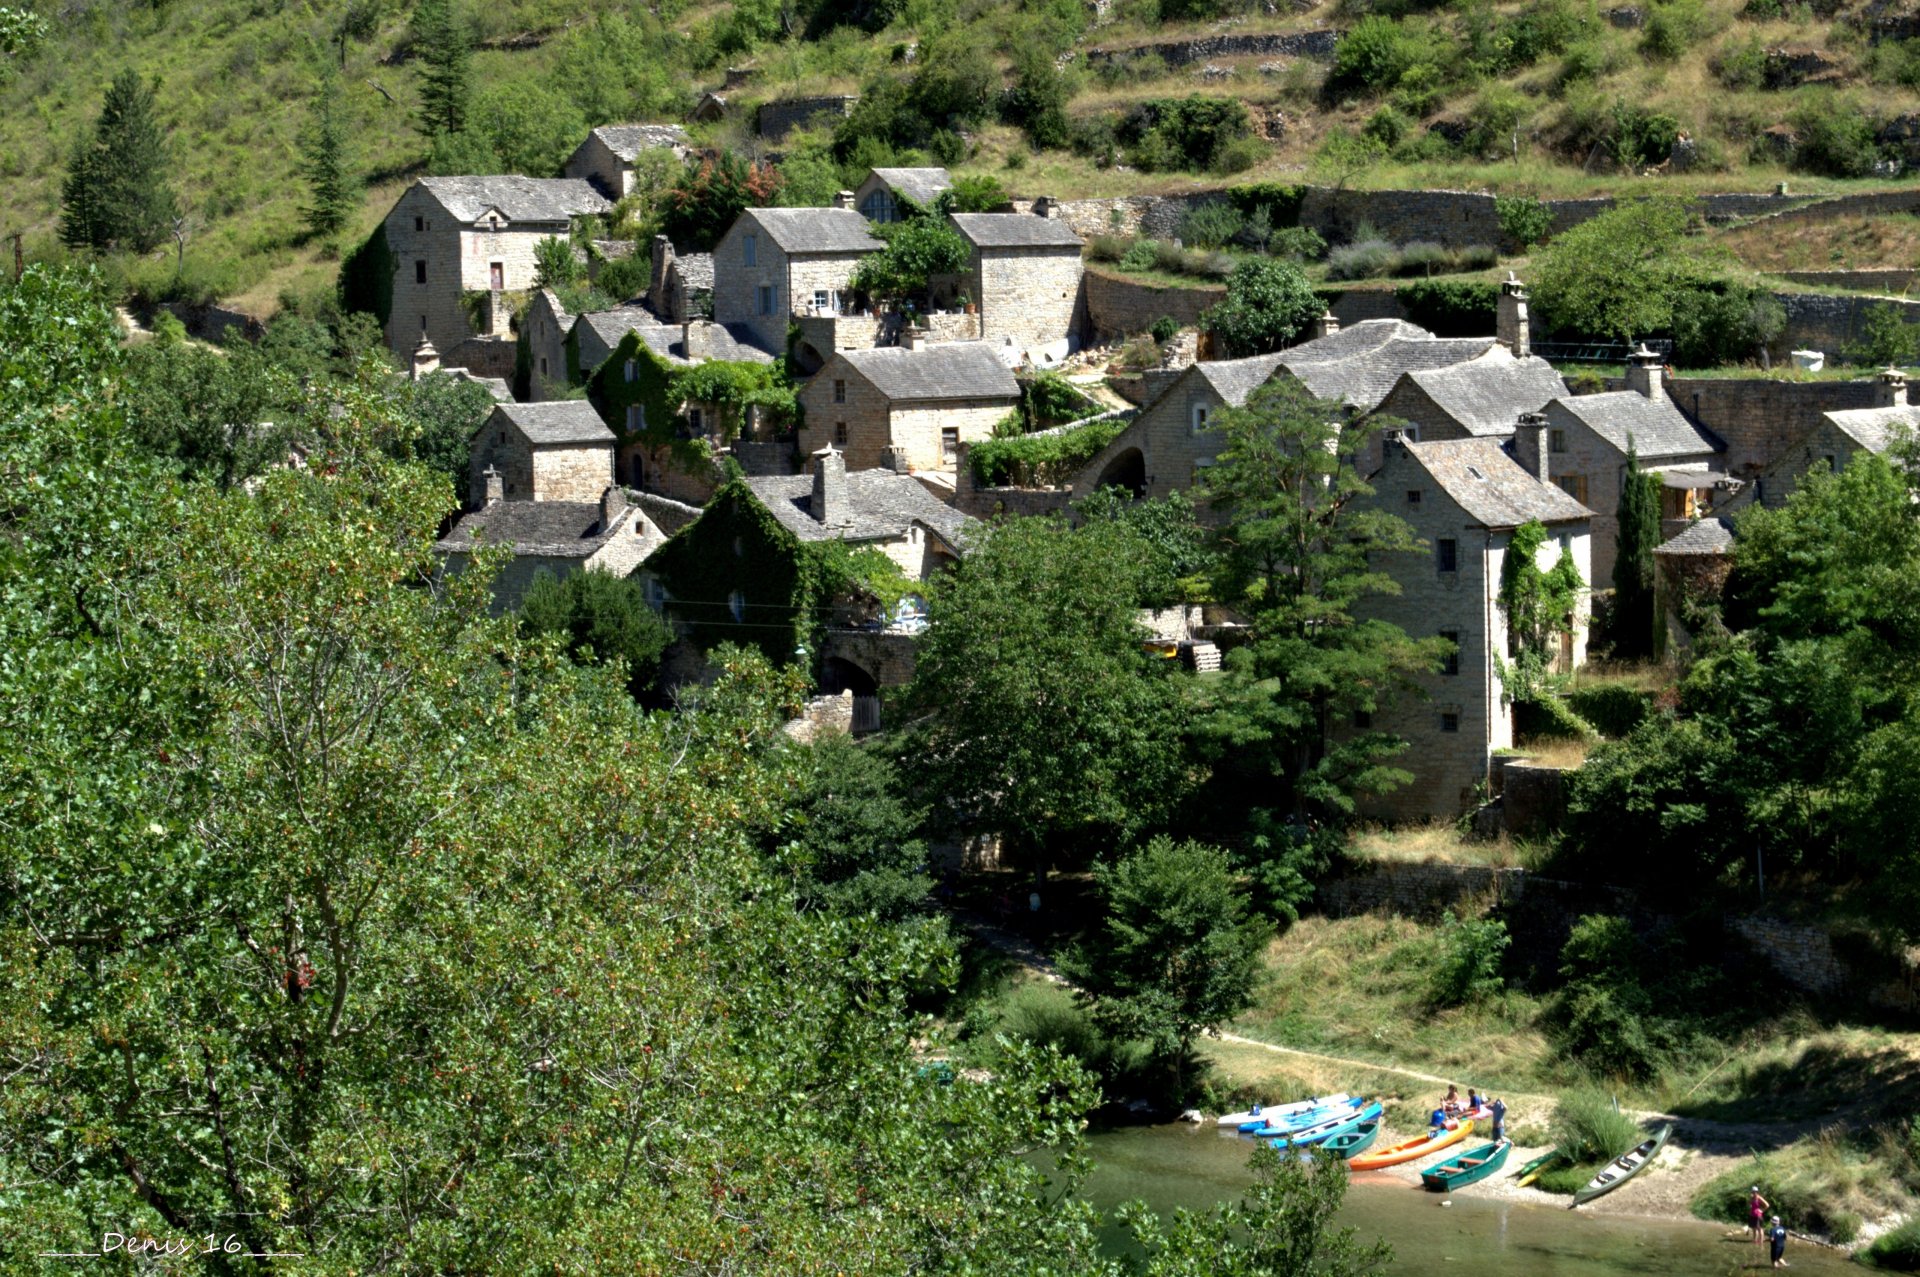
[624,359,637,383]
[728,590,745,622]
[1556,474,1589,504]
[1822,453,1837,472]
[1353,709,1372,730]
[833,379,846,404]
[413,216,424,232]
[506,482,516,495]
[743,234,757,266]
[489,261,504,291]
[1192,459,1213,488]
[1190,402,1209,435]
[1440,711,1461,734]
[539,357,548,376]
[1406,489,1423,506]
[757,284,774,316]
[625,404,645,431]
[814,290,830,311]
[732,536,744,559]
[1436,538,1458,573]
[941,427,959,464]
[1550,428,1568,454]
[690,408,704,433]
[498,431,507,444]
[1439,629,1460,676]
[834,421,848,446]
[415,260,427,284]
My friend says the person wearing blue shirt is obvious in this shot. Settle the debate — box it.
[1490,1097,1508,1141]
[1769,1216,1788,1268]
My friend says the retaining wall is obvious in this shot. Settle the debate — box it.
[1082,29,1339,68]
[1773,291,1920,362]
[1777,269,1920,292]
[1084,267,1224,339]
[1664,375,1883,479]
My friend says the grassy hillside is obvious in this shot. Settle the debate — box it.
[7,0,1920,317]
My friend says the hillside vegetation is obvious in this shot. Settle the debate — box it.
[6,0,1920,314]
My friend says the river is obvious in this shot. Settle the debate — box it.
[1082,1123,1859,1275]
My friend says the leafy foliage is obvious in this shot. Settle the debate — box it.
[1004,45,1071,150]
[1396,278,1499,336]
[1075,486,1218,610]
[1117,95,1256,172]
[1496,193,1554,249]
[1499,518,1584,702]
[849,217,970,304]
[1430,910,1512,1007]
[969,416,1127,486]
[60,69,179,253]
[1846,303,1920,368]
[1203,257,1322,358]
[1532,198,1704,344]
[410,0,472,137]
[519,566,673,695]
[775,734,935,920]
[661,151,782,253]
[1612,444,1662,659]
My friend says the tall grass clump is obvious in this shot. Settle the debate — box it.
[1867,1217,1920,1270]
[1532,1089,1642,1192]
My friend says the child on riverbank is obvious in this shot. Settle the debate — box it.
[1769,1215,1788,1268]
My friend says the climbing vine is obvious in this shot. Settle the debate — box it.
[1498,518,1585,705]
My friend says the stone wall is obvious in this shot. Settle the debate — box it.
[1317,859,1515,921]
[1664,374,1881,479]
[783,690,854,743]
[892,401,1015,474]
[383,183,568,359]
[1503,763,1570,838]
[757,95,859,141]
[442,336,518,380]
[522,289,572,400]
[953,482,1077,519]
[973,246,1086,347]
[1084,268,1224,340]
[820,627,918,688]
[1774,291,1920,363]
[1082,28,1338,68]
[531,446,617,504]
[1777,269,1920,293]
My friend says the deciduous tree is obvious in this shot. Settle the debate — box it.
[1202,257,1321,357]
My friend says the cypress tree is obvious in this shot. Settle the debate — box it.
[302,74,358,242]
[1612,440,1662,659]
[59,70,178,253]
[411,0,472,139]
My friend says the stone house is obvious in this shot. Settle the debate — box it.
[948,210,1086,358]
[855,167,952,222]
[644,235,715,324]
[435,478,664,611]
[380,176,611,366]
[1653,516,1735,655]
[1365,352,1567,471]
[521,288,573,401]
[1353,433,1593,821]
[1522,348,1727,585]
[1750,368,1918,508]
[563,124,691,198]
[466,400,616,505]
[795,341,1019,475]
[711,207,883,354]
[1071,318,1491,502]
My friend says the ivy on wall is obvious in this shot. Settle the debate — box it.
[338,223,395,327]
[969,416,1127,487]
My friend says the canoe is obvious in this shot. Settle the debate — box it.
[1320,1119,1382,1159]
[1245,1097,1365,1136]
[1571,1124,1672,1207]
[1348,1120,1473,1171]
[1514,1148,1563,1187]
[1265,1102,1384,1147]
[1215,1093,1351,1129]
[1422,1139,1514,1191]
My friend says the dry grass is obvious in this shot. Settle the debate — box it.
[1349,822,1537,868]
[1717,214,1920,276]
[1510,736,1594,769]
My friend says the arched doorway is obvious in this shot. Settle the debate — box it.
[820,656,881,733]
[1090,446,1147,498]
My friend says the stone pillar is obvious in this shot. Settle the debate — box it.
[683,319,712,361]
[599,484,627,532]
[480,465,504,506]
[649,235,674,311]
[1034,195,1060,219]
[1311,311,1341,340]
[411,336,440,381]
[811,444,848,527]
[1879,366,1909,407]
[1497,274,1530,359]
[1514,412,1550,481]
[1625,345,1664,399]
[900,325,927,351]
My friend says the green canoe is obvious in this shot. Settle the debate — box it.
[1514,1148,1563,1187]
[1421,1139,1513,1192]
[1572,1124,1671,1207]
[1319,1120,1381,1160]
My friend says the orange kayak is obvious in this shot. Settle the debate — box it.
[1347,1120,1473,1171]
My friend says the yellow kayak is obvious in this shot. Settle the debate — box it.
[1348,1120,1473,1171]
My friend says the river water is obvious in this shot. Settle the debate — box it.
[1082,1123,1858,1276]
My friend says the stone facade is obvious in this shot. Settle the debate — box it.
[1664,375,1881,480]
[1069,363,1235,503]
[521,289,572,400]
[795,351,1016,474]
[475,530,654,612]
[562,125,690,199]
[1772,291,1920,363]
[1084,268,1224,340]
[756,95,859,140]
[820,628,919,689]
[710,215,878,354]
[467,407,615,505]
[968,244,1085,350]
[1083,28,1338,69]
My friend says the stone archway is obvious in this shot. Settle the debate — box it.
[791,339,831,376]
[820,655,882,734]
[1089,446,1147,498]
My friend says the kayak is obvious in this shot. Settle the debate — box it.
[1514,1148,1563,1187]
[1264,1101,1384,1147]
[1348,1120,1473,1171]
[1215,1093,1351,1129]
[1244,1097,1364,1136]
[1572,1124,1672,1207]
[1320,1119,1382,1159]
[1422,1139,1514,1191]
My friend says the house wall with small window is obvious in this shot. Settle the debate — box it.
[521,290,572,401]
[1536,400,1716,587]
[466,409,615,505]
[382,184,570,362]
[712,219,873,353]
[1753,417,1875,510]
[889,401,1015,473]
[967,244,1084,349]
[1124,368,1235,502]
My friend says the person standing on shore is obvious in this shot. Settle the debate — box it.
[1769,1215,1789,1268]
[1490,1096,1507,1141]
[1749,1188,1771,1244]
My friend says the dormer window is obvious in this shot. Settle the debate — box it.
[743,233,757,266]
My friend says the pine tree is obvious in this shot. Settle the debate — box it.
[301,75,357,242]
[1612,440,1662,658]
[411,0,472,139]
[59,70,178,253]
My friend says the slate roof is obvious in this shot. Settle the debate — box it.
[1403,437,1591,528]
[578,307,656,352]
[633,492,705,537]
[1655,516,1735,556]
[591,123,690,160]
[740,207,883,255]
[1549,390,1720,459]
[436,500,631,558]
[420,176,611,224]
[948,212,1084,249]
[744,469,976,548]
[1284,337,1498,414]
[1190,353,1289,406]
[1821,404,1920,454]
[669,252,715,292]
[632,322,776,365]
[839,344,1020,402]
[1391,354,1569,436]
[492,400,616,446]
[1284,319,1432,361]
[868,167,953,206]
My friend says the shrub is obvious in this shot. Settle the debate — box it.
[1119,239,1161,272]
[1202,257,1322,356]
[1565,683,1652,738]
[1670,281,1785,367]
[1004,46,1072,150]
[1552,914,1664,1080]
[1549,1089,1645,1166]
[1867,1217,1920,1270]
[1363,105,1412,150]
[1326,238,1397,280]
[1511,0,1588,64]
[1087,233,1134,262]
[1118,96,1255,172]
[1429,910,1511,1006]
[1149,315,1181,344]
[969,416,1128,486]
[1328,15,1428,99]
[1715,36,1768,90]
[1397,279,1499,335]
[1393,240,1452,276]
[1268,226,1328,261]
[1613,102,1682,169]
[1793,94,1882,178]
[1211,135,1269,174]
[1496,194,1554,249]
[1845,303,1920,367]
[1642,0,1714,60]
[1178,201,1247,250]
[1225,182,1308,226]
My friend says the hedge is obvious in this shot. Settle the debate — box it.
[969,417,1127,487]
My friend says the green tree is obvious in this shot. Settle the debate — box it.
[412,0,472,137]
[301,71,358,242]
[1074,486,1217,610]
[776,733,934,919]
[904,515,1190,864]
[395,366,496,505]
[532,234,581,289]
[1004,45,1071,150]
[849,217,970,305]
[59,69,179,253]
[1197,379,1448,821]
[1120,1140,1393,1277]
[1202,258,1322,357]
[1611,442,1661,658]
[519,566,673,695]
[660,150,783,252]
[1063,837,1274,1092]
[938,173,1011,214]
[1495,193,1554,250]
[468,79,586,176]
[1531,197,1704,344]
[1845,302,1920,367]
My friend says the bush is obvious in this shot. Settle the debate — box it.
[1149,315,1181,344]
[1613,101,1682,168]
[1004,46,1072,150]
[1211,135,1269,174]
[1202,257,1322,356]
[1715,36,1768,90]
[1565,683,1652,738]
[1793,94,1882,178]
[1867,1217,1920,1270]
[1267,226,1328,261]
[1551,914,1664,1080]
[1496,194,1554,250]
[1845,303,1920,367]
[1393,240,1452,276]
[1225,182,1308,226]
[1397,278,1499,336]
[1515,695,1599,741]
[1326,237,1398,280]
[1429,910,1511,1006]
[1642,0,1714,60]
[1087,233,1133,262]
[1547,1089,1645,1169]
[969,416,1127,486]
[1328,15,1428,99]
[1118,96,1255,172]
[1670,281,1785,367]
[1179,202,1246,250]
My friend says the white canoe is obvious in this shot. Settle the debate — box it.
[1215,1093,1351,1128]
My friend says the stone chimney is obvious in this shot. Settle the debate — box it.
[899,325,928,351]
[833,190,855,210]
[1514,412,1550,482]
[1034,195,1060,219]
[1380,428,1408,459]
[650,235,674,304]
[599,484,627,533]
[1497,273,1530,359]
[1625,345,1664,400]
[411,335,440,381]
[682,319,712,361]
[1311,310,1341,340]
[480,465,504,506]
[1879,366,1909,407]
[881,443,911,474]
[811,444,849,527]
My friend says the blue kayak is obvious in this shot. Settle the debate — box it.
[1245,1097,1368,1138]
[1266,1101,1384,1147]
